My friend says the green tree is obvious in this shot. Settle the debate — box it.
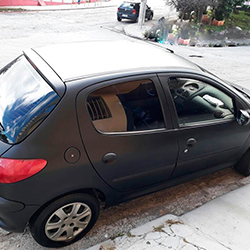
[234,0,245,13]
[166,0,219,22]
[215,0,234,20]
[215,0,245,20]
[166,0,246,22]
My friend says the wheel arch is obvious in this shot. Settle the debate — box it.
[29,188,106,225]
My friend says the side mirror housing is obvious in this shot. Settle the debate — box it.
[237,110,250,126]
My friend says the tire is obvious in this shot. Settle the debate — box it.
[148,13,153,20]
[117,17,121,22]
[30,193,99,248]
[235,149,250,176]
[134,16,138,23]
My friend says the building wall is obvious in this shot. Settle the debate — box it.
[0,0,102,6]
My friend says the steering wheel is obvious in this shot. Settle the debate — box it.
[146,83,156,97]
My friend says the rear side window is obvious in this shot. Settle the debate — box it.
[87,79,165,133]
[0,56,59,144]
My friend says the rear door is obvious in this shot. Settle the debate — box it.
[77,75,178,192]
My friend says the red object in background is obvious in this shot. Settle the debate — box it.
[0,0,108,6]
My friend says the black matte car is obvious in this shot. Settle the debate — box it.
[1,41,250,248]
[117,1,153,22]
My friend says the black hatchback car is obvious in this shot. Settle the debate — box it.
[117,1,153,22]
[0,41,250,248]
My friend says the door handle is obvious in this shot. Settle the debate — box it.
[186,138,197,148]
[102,153,117,164]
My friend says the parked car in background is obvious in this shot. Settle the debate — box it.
[0,41,250,248]
[117,1,153,22]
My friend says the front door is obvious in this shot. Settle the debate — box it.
[77,75,178,192]
[159,73,250,178]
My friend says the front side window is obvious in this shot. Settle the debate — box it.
[168,77,234,126]
[87,79,165,133]
[0,56,59,144]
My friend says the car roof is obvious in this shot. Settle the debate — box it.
[31,41,202,82]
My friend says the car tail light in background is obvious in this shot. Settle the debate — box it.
[133,9,136,14]
[0,158,47,184]
[118,7,120,11]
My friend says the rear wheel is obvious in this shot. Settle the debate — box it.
[30,193,99,248]
[117,17,122,22]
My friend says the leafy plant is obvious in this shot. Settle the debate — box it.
[225,11,250,29]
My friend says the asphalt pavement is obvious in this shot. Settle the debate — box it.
[1,1,250,250]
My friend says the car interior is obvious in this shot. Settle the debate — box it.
[168,77,235,126]
[87,80,165,133]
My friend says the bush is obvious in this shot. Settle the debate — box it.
[225,11,250,30]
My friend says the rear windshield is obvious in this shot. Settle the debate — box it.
[0,55,59,144]
[121,2,135,8]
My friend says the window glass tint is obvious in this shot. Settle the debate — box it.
[121,2,135,8]
[0,56,59,144]
[168,77,234,126]
[87,80,165,133]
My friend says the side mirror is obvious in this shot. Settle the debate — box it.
[237,110,250,126]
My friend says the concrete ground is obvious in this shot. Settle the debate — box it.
[89,183,250,250]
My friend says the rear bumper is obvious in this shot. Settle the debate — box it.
[117,12,138,21]
[0,196,39,233]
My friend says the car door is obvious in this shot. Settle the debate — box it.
[159,73,250,178]
[77,75,178,192]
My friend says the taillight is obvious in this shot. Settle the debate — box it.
[133,9,136,14]
[0,158,47,184]
[118,7,120,11]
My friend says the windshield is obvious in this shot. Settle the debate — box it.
[0,56,59,144]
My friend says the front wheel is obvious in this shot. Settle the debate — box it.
[235,149,250,176]
[30,193,99,248]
